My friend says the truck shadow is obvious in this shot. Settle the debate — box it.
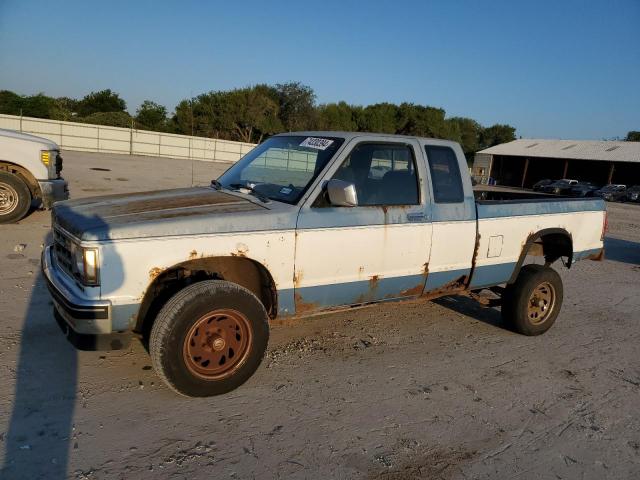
[603,237,640,265]
[434,294,505,330]
[2,211,125,479]
[1,271,78,479]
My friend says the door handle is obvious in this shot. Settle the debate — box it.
[406,212,426,222]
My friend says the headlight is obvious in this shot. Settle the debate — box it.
[71,243,99,285]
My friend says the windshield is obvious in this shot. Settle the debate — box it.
[218,135,344,204]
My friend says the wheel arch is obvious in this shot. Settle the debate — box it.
[134,255,278,339]
[0,160,41,199]
[508,228,573,284]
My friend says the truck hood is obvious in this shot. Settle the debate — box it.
[52,187,294,241]
[0,128,59,150]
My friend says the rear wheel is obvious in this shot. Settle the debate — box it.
[502,264,563,336]
[150,280,269,397]
[0,171,31,224]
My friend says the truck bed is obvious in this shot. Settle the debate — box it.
[468,191,606,290]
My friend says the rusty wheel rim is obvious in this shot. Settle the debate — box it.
[182,309,252,380]
[0,182,19,216]
[527,282,556,325]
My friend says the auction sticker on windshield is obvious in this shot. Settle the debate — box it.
[300,137,334,150]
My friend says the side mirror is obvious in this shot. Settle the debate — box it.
[327,179,358,207]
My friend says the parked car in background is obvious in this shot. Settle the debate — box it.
[622,185,640,202]
[541,179,579,195]
[0,129,68,223]
[569,181,600,197]
[594,184,626,202]
[532,179,553,191]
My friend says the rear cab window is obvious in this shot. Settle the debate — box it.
[425,145,464,203]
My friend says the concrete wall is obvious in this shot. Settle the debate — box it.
[0,114,256,163]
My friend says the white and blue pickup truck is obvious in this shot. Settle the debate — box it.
[43,132,606,396]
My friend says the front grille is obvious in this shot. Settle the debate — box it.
[53,228,75,279]
[55,152,63,177]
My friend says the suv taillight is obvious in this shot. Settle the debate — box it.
[601,211,608,241]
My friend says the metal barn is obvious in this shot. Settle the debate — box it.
[472,139,640,188]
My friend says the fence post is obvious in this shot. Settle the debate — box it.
[97,126,100,152]
[130,119,134,155]
[19,110,23,132]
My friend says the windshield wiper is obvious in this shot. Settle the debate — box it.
[228,182,271,203]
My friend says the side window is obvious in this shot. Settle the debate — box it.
[329,143,420,206]
[425,146,464,203]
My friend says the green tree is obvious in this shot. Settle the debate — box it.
[135,100,168,131]
[315,102,360,131]
[274,82,316,131]
[77,89,126,116]
[0,90,24,115]
[448,117,482,159]
[396,103,448,138]
[626,131,640,142]
[358,103,399,133]
[78,111,133,128]
[228,87,282,142]
[50,97,79,120]
[479,124,516,149]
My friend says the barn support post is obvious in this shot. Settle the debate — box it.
[521,158,530,188]
[562,159,569,178]
[607,163,615,184]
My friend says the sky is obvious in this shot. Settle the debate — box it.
[1,0,638,140]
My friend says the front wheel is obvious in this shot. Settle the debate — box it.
[150,280,269,397]
[0,171,32,224]
[502,264,563,336]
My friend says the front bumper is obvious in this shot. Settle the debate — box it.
[42,245,131,350]
[38,178,69,208]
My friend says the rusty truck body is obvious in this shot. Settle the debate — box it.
[43,132,606,396]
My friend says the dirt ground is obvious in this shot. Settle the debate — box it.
[1,151,639,479]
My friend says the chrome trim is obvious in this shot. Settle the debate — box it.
[42,246,111,333]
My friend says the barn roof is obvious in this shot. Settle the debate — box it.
[477,139,640,163]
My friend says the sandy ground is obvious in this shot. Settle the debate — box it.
[1,151,639,479]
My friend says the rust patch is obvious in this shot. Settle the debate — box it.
[400,284,424,296]
[189,250,198,260]
[587,248,605,261]
[293,270,303,288]
[294,293,320,314]
[369,275,380,289]
[149,267,165,281]
[465,234,481,287]
[231,243,249,257]
[421,275,468,301]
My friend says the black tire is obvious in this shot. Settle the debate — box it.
[150,280,269,397]
[502,264,563,336]
[0,171,31,224]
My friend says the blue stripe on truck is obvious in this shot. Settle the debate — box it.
[477,199,605,219]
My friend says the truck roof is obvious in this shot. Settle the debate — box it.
[274,131,460,147]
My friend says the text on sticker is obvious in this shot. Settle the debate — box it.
[300,137,334,150]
